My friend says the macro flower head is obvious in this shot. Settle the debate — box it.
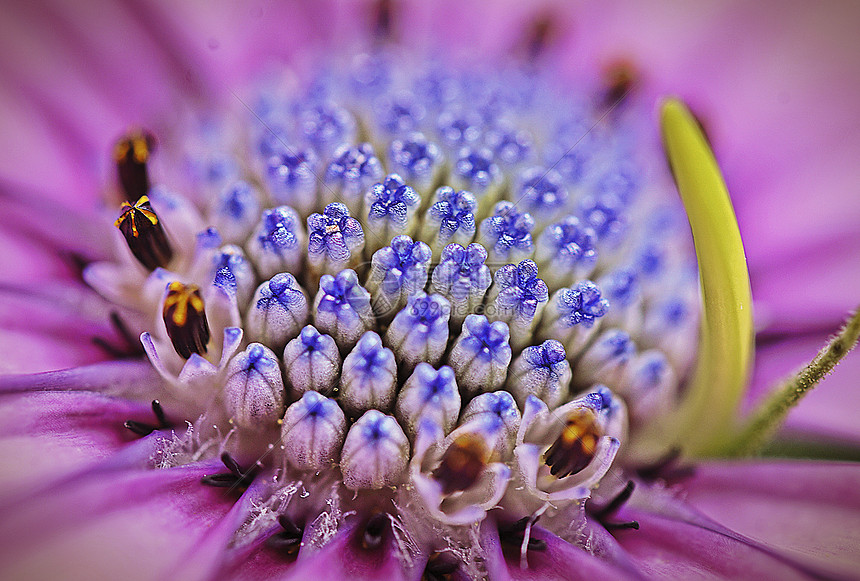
[1,1,860,580]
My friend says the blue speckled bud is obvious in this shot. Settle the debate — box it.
[296,100,356,157]
[322,142,384,215]
[339,331,397,416]
[223,343,285,431]
[574,328,636,390]
[387,132,443,194]
[421,187,478,259]
[364,174,421,254]
[429,243,492,326]
[597,268,643,334]
[539,280,609,355]
[534,215,598,290]
[579,192,627,252]
[246,205,305,280]
[264,147,319,217]
[478,201,535,267]
[485,260,548,351]
[306,203,365,282]
[384,292,451,372]
[366,235,432,320]
[620,349,678,423]
[340,410,409,490]
[210,180,262,244]
[281,391,346,472]
[313,269,374,351]
[373,90,426,135]
[282,325,341,398]
[395,363,461,441]
[447,314,511,397]
[507,339,571,409]
[436,108,483,151]
[484,122,534,168]
[245,273,309,350]
[452,146,502,212]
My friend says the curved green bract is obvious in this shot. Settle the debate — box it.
[660,99,754,457]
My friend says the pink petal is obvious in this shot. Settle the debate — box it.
[0,459,236,581]
[667,460,860,579]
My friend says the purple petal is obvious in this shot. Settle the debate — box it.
[670,460,860,579]
[0,459,236,580]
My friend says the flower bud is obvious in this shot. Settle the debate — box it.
[224,343,285,431]
[340,410,409,490]
[281,391,346,472]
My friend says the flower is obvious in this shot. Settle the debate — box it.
[1,1,860,580]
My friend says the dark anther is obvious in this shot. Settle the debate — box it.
[635,448,696,482]
[93,311,146,359]
[124,399,170,437]
[498,517,547,552]
[518,11,561,62]
[543,409,600,478]
[602,60,637,108]
[361,513,390,550]
[114,129,155,201]
[266,515,304,555]
[432,433,489,495]
[423,550,460,581]
[591,480,639,532]
[163,282,211,359]
[200,452,257,490]
[115,195,174,271]
[373,0,395,41]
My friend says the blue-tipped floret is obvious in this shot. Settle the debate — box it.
[322,142,384,213]
[540,280,610,354]
[453,146,501,196]
[313,269,374,350]
[436,108,483,150]
[212,245,255,308]
[487,259,548,350]
[374,90,426,135]
[295,100,356,156]
[484,122,534,167]
[384,292,451,371]
[429,243,492,325]
[223,343,285,431]
[388,132,443,191]
[246,272,309,349]
[364,174,421,253]
[306,203,365,279]
[515,166,570,228]
[212,180,261,244]
[282,325,341,398]
[367,235,432,319]
[575,329,636,389]
[507,339,571,408]
[264,147,318,216]
[579,192,627,247]
[447,314,512,397]
[339,331,398,416]
[534,215,598,289]
[479,201,535,266]
[395,363,461,440]
[598,268,643,331]
[422,186,478,256]
[248,205,304,279]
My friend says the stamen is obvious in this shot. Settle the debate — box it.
[246,273,309,351]
[374,90,426,136]
[539,280,608,355]
[484,122,534,168]
[211,180,262,244]
[575,328,636,389]
[123,399,169,436]
[264,147,319,217]
[113,130,155,201]
[296,101,356,157]
[200,452,257,490]
[387,132,443,194]
[534,215,598,291]
[498,517,547,552]
[307,203,365,282]
[452,147,502,211]
[114,195,173,271]
[431,432,490,495]
[515,167,569,229]
[421,186,478,259]
[265,515,304,555]
[436,108,483,151]
[485,260,548,351]
[366,235,432,320]
[212,245,256,308]
[247,206,305,280]
[323,142,384,214]
[543,408,602,478]
[162,282,210,359]
[385,292,451,372]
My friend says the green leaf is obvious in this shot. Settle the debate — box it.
[659,98,755,457]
